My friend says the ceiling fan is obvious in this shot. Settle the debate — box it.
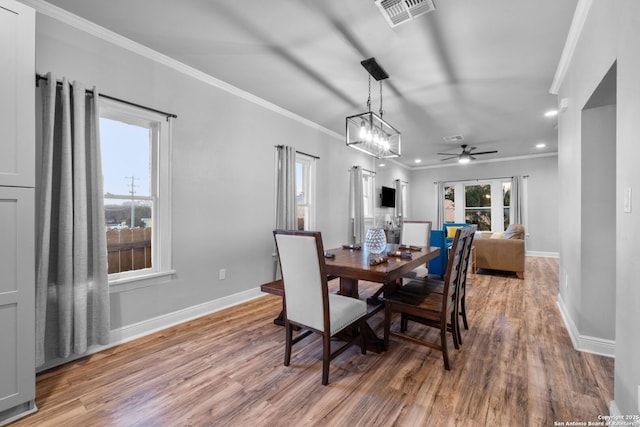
[437,144,498,163]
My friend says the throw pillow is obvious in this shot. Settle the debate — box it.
[504,224,524,239]
[446,226,459,239]
[490,232,504,239]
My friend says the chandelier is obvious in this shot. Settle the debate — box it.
[346,58,401,159]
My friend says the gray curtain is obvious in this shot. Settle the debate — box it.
[435,181,445,230]
[511,175,523,225]
[348,166,365,244]
[35,74,109,367]
[275,145,297,230]
[274,145,296,279]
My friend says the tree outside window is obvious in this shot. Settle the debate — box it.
[503,182,511,230]
[464,184,491,230]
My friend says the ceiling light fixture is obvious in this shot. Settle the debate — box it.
[346,58,401,159]
[536,142,547,148]
[544,109,559,117]
[458,153,471,164]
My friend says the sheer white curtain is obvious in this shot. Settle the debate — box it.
[435,181,445,230]
[348,166,365,244]
[275,145,297,230]
[35,74,109,367]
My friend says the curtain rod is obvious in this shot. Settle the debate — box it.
[433,175,529,184]
[36,74,178,120]
[395,179,408,184]
[274,145,320,159]
[350,166,376,175]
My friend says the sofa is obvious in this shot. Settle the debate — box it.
[430,224,476,279]
[428,230,448,279]
[473,224,525,279]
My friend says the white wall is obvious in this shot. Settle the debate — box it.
[580,104,616,340]
[409,155,559,254]
[555,0,640,416]
[32,12,410,340]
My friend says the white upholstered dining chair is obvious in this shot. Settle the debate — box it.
[400,220,432,279]
[273,230,368,385]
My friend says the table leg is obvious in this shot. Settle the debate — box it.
[337,277,387,353]
[339,277,359,298]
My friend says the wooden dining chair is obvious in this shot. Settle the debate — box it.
[400,220,432,279]
[273,230,368,385]
[410,226,476,344]
[383,227,471,370]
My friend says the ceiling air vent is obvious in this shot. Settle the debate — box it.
[443,135,464,143]
[375,0,436,28]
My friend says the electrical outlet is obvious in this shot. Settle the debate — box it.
[219,269,226,280]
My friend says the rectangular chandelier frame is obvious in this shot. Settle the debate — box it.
[346,111,401,159]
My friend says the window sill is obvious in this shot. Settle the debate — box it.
[109,269,177,294]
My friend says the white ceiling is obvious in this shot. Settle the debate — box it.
[40,0,578,167]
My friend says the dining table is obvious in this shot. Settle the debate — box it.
[323,243,441,352]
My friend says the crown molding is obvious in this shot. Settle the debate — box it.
[550,0,594,95]
[411,151,558,170]
[19,0,343,141]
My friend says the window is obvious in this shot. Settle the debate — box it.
[444,179,512,232]
[398,181,409,219]
[502,182,511,230]
[295,153,316,230]
[100,99,172,284]
[464,184,492,230]
[362,170,375,219]
[444,185,455,223]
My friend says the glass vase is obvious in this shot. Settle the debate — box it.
[365,228,387,254]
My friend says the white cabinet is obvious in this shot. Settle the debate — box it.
[0,0,35,187]
[0,0,36,423]
[0,187,35,419]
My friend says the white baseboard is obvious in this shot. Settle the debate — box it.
[526,251,559,258]
[0,401,37,427]
[557,294,615,358]
[37,287,265,372]
[109,287,264,343]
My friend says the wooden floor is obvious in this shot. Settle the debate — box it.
[11,257,614,427]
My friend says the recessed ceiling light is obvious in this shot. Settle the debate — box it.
[414,159,422,163]
[536,143,547,149]
[544,110,558,117]
[378,163,386,167]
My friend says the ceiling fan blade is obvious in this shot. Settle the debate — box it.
[437,152,460,156]
[440,156,459,161]
[471,150,498,155]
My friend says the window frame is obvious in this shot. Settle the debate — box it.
[444,178,512,232]
[99,99,173,288]
[295,152,316,230]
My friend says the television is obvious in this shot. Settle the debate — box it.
[381,186,396,208]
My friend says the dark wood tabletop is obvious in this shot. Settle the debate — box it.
[323,243,441,299]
